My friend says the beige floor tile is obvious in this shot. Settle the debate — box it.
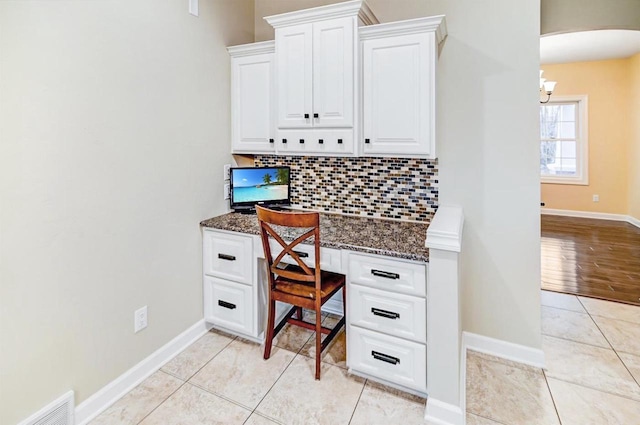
[542,335,640,400]
[592,315,640,355]
[161,330,234,380]
[89,371,183,425]
[619,352,640,383]
[189,338,295,409]
[350,380,425,425]
[466,413,505,425]
[300,325,346,369]
[466,353,559,425]
[256,355,365,425]
[578,297,640,324]
[273,323,315,353]
[541,306,609,348]
[541,291,586,312]
[244,413,281,424]
[547,377,640,425]
[269,309,318,353]
[138,383,250,425]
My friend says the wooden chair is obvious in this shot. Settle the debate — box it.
[256,206,346,380]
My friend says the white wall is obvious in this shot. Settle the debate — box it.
[255,0,542,349]
[0,1,253,424]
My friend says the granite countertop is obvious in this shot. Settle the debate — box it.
[200,212,430,262]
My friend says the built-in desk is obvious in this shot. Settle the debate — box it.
[199,208,464,423]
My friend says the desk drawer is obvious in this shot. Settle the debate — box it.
[347,253,426,297]
[204,276,253,336]
[348,326,426,393]
[267,240,342,273]
[204,230,253,285]
[349,284,426,343]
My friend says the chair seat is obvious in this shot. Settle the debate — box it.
[274,265,345,301]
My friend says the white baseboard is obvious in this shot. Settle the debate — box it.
[541,208,640,229]
[463,331,545,369]
[75,319,212,425]
[424,398,465,425]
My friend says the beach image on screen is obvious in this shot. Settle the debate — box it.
[232,168,289,203]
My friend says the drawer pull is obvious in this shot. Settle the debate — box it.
[218,253,236,261]
[218,300,237,310]
[371,269,400,280]
[371,307,400,319]
[292,250,309,258]
[372,350,400,365]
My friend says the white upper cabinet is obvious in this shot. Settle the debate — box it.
[267,0,373,134]
[228,41,276,154]
[312,17,354,128]
[360,16,446,159]
[275,24,313,128]
[273,18,355,130]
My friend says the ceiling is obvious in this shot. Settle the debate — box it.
[540,29,640,64]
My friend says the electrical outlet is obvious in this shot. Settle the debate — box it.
[223,164,231,181]
[224,183,230,200]
[134,306,147,333]
[593,194,600,202]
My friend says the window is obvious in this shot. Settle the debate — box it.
[540,95,588,185]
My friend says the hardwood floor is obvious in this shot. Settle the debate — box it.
[541,215,640,305]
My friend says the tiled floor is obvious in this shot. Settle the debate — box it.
[90,292,640,425]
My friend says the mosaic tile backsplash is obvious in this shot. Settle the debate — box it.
[254,156,438,222]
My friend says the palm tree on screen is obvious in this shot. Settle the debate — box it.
[263,173,272,185]
[276,168,289,184]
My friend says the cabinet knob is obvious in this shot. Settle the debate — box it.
[299,139,304,144]
[313,113,319,118]
[269,138,274,144]
[304,113,310,119]
[318,139,324,144]
[365,138,370,144]
[282,138,287,144]
[337,138,343,144]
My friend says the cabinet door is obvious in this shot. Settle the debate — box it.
[312,17,354,128]
[276,24,313,128]
[231,53,275,153]
[362,33,435,157]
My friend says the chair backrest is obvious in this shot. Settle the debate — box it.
[256,206,321,286]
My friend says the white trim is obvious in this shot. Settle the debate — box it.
[17,391,74,425]
[424,398,465,425]
[425,205,464,252]
[540,95,589,185]
[541,208,640,229]
[463,331,545,369]
[264,0,372,28]
[75,319,212,425]
[227,40,274,57]
[359,15,447,45]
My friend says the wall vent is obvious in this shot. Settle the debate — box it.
[19,391,74,425]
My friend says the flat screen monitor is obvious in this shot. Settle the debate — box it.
[230,166,291,211]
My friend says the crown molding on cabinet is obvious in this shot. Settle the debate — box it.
[227,40,275,57]
[264,0,378,28]
[359,15,447,45]
[358,1,380,26]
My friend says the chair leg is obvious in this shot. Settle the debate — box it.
[296,306,303,320]
[342,286,347,324]
[315,305,322,380]
[264,299,276,360]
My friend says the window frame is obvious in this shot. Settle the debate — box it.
[540,95,589,185]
